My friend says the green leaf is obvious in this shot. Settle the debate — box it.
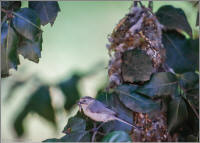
[186,83,199,110]
[1,1,21,11]
[101,131,132,142]
[163,30,199,73]
[18,33,43,63]
[156,5,192,37]
[186,135,198,142]
[1,21,20,77]
[185,96,199,134]
[28,86,56,124]
[167,97,188,133]
[136,72,178,98]
[13,85,56,136]
[58,73,81,111]
[121,49,154,83]
[116,85,160,113]
[186,38,199,69]
[60,131,91,142]
[179,72,199,90]
[62,117,86,134]
[43,138,60,142]
[13,108,28,137]
[12,8,41,41]
[29,1,60,26]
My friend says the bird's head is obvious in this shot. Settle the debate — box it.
[78,96,95,106]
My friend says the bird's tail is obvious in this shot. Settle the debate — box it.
[114,117,139,129]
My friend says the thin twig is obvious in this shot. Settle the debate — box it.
[138,1,144,8]
[196,11,199,26]
[92,122,105,142]
[148,1,153,11]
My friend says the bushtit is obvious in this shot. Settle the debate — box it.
[77,96,138,129]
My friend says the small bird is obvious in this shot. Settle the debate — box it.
[77,96,138,129]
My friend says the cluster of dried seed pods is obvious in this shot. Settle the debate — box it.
[107,6,166,88]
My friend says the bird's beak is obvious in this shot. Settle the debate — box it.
[77,100,82,105]
[77,101,82,112]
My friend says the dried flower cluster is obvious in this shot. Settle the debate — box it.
[107,7,166,88]
[131,112,177,142]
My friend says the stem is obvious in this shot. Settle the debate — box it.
[92,122,105,142]
[133,1,137,7]
[138,1,144,8]
[148,1,153,11]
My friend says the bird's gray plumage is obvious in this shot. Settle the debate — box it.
[87,100,116,115]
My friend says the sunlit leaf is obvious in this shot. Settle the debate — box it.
[101,131,132,142]
[136,72,178,98]
[156,5,192,37]
[29,1,60,26]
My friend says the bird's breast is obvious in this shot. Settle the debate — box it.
[81,105,115,122]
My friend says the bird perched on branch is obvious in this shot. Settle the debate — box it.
[77,96,139,129]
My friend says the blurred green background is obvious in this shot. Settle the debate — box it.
[1,1,198,142]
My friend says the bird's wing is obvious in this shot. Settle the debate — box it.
[87,100,116,115]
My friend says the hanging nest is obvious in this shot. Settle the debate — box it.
[106,5,177,141]
[107,6,166,88]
